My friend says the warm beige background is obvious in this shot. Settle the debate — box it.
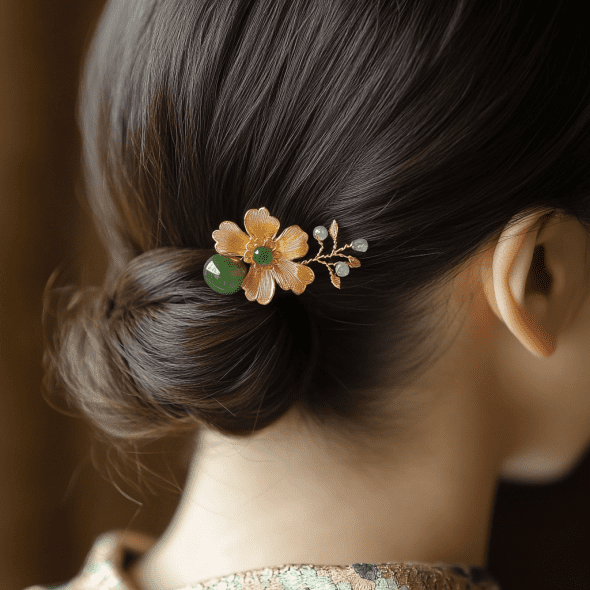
[1,2,589,590]
[0,2,188,589]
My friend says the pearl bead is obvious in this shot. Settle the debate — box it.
[335,261,350,277]
[313,226,328,240]
[351,238,368,252]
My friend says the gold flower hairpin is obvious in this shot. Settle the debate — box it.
[203,207,369,305]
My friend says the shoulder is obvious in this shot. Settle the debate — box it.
[23,530,157,590]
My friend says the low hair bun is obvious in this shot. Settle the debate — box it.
[51,247,319,446]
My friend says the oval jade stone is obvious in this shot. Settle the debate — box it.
[203,254,247,294]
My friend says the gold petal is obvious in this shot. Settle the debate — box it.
[241,265,276,305]
[212,221,250,257]
[256,268,276,305]
[244,207,280,240]
[274,225,309,261]
[241,265,261,302]
[271,259,315,295]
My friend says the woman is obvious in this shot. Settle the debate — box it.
[28,1,590,589]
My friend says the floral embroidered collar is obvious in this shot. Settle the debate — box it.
[26,530,502,590]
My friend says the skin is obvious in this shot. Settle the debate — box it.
[129,208,590,590]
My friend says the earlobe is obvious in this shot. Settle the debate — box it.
[490,209,557,358]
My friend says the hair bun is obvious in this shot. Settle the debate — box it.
[49,247,317,446]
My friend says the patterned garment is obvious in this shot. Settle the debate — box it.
[24,530,502,590]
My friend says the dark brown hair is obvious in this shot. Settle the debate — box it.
[43,0,590,490]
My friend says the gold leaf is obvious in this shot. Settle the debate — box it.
[348,256,360,268]
[330,272,341,289]
[328,219,338,241]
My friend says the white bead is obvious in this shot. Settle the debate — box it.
[352,238,368,252]
[313,226,328,240]
[335,261,350,277]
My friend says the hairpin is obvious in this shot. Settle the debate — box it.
[203,207,368,305]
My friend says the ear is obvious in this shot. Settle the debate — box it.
[479,208,590,357]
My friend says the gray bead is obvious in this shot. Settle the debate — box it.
[351,238,368,252]
[335,261,350,277]
[313,226,328,240]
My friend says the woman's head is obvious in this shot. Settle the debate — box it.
[43,0,590,489]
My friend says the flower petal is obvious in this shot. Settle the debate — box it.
[271,259,315,295]
[274,225,309,261]
[241,265,276,305]
[244,207,280,240]
[212,221,250,257]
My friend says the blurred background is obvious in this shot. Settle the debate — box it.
[1,2,589,589]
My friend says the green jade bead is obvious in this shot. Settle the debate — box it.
[203,254,248,294]
[252,246,273,265]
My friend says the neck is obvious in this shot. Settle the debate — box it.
[132,383,508,590]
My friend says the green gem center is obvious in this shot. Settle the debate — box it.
[253,246,274,265]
